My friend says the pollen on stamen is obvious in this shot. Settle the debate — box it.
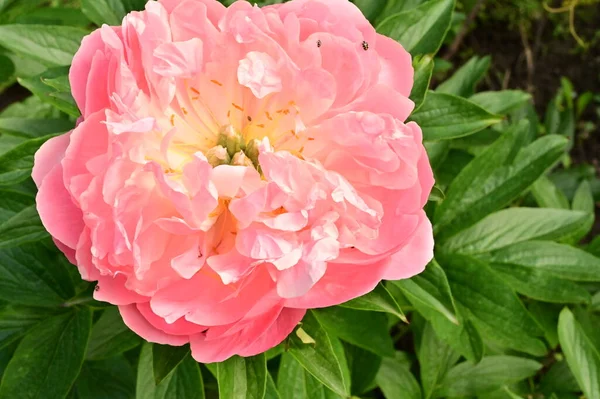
[257,124,265,128]
[265,111,273,120]
[299,146,305,153]
[190,87,200,95]
[170,114,175,126]
[232,103,244,112]
[247,116,252,122]
[192,96,199,100]
[308,137,315,141]
[181,107,188,115]
[227,110,231,118]
[211,80,223,86]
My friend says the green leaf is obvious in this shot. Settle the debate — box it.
[424,140,450,171]
[313,307,393,358]
[136,343,205,399]
[344,343,381,396]
[439,253,546,356]
[442,208,590,254]
[0,25,87,67]
[490,241,600,282]
[0,134,56,186]
[418,322,460,399]
[0,305,46,349]
[288,311,351,396]
[531,176,570,209]
[0,118,72,138]
[566,180,595,242]
[490,261,591,304]
[558,308,600,399]
[410,92,502,141]
[437,56,491,97]
[528,302,560,349]
[435,125,569,238]
[0,241,75,307]
[539,358,580,394]
[81,0,127,26]
[0,96,61,119]
[438,356,542,397]
[217,354,267,399]
[277,352,342,399]
[0,189,34,223]
[376,352,422,399]
[74,356,135,399]
[265,374,281,399]
[352,0,386,23]
[153,344,191,385]
[470,90,532,115]
[18,68,80,117]
[393,260,458,325]
[410,55,434,112]
[376,0,454,55]
[0,205,47,249]
[14,7,90,27]
[86,307,142,361]
[0,309,92,399]
[339,283,406,322]
[0,55,15,87]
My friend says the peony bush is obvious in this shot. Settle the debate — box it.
[0,0,598,398]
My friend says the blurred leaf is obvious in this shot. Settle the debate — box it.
[418,322,460,399]
[435,124,569,238]
[437,356,542,397]
[437,55,491,97]
[288,311,351,396]
[14,7,90,27]
[217,354,267,399]
[545,84,575,143]
[539,358,580,394]
[410,55,434,111]
[0,241,75,307]
[18,67,80,117]
[0,118,72,138]
[352,0,386,23]
[0,96,61,119]
[0,55,15,88]
[558,308,600,399]
[566,180,596,243]
[265,374,281,399]
[375,352,421,399]
[424,141,450,171]
[81,0,126,26]
[490,241,600,282]
[313,307,394,358]
[74,356,135,399]
[0,134,54,186]
[393,260,458,325]
[442,208,589,254]
[377,0,454,55]
[277,352,342,399]
[0,25,87,67]
[86,307,142,361]
[531,176,570,209]
[0,309,92,399]
[137,344,205,399]
[153,344,191,385]
[339,283,406,322]
[410,92,502,141]
[439,253,547,356]
[470,90,532,115]
[0,205,46,249]
[344,343,380,396]
[528,302,560,348]
[0,305,46,350]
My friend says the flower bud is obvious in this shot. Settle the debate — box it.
[205,145,231,167]
[232,150,254,167]
[218,125,244,157]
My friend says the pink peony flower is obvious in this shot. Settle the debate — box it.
[33,0,434,363]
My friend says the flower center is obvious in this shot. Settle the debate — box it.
[205,124,261,169]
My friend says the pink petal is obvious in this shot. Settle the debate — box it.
[119,304,189,346]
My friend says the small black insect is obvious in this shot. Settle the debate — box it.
[317,39,322,48]
[362,41,369,51]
